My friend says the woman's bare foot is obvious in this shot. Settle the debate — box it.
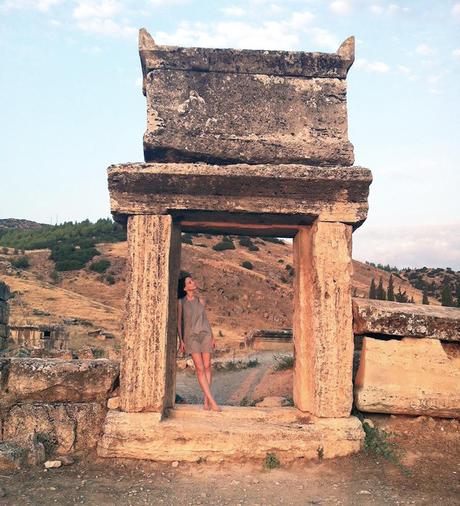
[210,400,222,412]
[204,398,210,410]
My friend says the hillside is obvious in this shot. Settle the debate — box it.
[0,232,442,353]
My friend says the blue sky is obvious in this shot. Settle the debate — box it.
[1,0,459,269]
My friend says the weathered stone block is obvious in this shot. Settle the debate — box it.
[2,402,106,454]
[139,29,355,166]
[355,337,460,418]
[121,215,181,413]
[293,221,354,417]
[98,406,364,462]
[144,72,353,166]
[108,163,372,229]
[352,298,460,341]
[0,359,119,406]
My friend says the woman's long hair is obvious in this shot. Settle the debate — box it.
[178,271,191,299]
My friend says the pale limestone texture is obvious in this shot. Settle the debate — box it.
[139,30,355,166]
[293,222,354,417]
[355,337,460,418]
[120,215,181,413]
[97,405,364,463]
[0,358,118,407]
[353,298,460,341]
[2,402,106,454]
[108,163,372,230]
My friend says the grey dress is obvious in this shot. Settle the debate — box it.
[180,296,213,354]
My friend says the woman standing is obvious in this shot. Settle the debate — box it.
[178,275,221,412]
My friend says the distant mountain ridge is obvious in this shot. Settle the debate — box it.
[0,218,44,232]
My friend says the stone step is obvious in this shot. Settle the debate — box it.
[97,406,364,463]
[166,404,304,423]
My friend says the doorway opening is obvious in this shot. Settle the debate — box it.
[174,221,300,411]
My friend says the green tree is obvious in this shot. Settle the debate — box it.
[395,286,409,303]
[377,276,386,300]
[422,290,429,305]
[387,274,395,301]
[441,280,454,307]
[369,278,377,299]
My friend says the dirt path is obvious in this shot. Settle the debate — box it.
[1,417,459,506]
[175,351,281,405]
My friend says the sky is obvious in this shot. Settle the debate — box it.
[0,0,459,269]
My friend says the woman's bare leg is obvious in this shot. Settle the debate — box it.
[202,352,212,410]
[191,352,221,412]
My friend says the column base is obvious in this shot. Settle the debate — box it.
[97,405,364,463]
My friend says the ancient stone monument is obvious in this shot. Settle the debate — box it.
[99,29,373,462]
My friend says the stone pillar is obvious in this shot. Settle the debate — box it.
[120,215,181,413]
[293,221,354,417]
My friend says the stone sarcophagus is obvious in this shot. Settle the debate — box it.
[139,29,355,166]
[102,28,372,463]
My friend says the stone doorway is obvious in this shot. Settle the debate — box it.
[98,29,372,462]
[117,214,355,419]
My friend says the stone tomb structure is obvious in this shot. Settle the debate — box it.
[98,29,373,462]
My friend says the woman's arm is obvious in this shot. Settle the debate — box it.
[177,300,185,354]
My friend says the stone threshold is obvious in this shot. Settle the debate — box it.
[97,405,364,463]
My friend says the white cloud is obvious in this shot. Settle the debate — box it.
[73,0,122,20]
[73,0,135,38]
[76,17,136,37]
[330,0,351,15]
[415,43,435,56]
[452,48,460,58]
[367,61,390,73]
[369,4,383,14]
[154,10,334,52]
[354,223,460,270]
[354,58,390,73]
[369,3,410,15]
[1,0,61,12]
[221,5,245,17]
[452,3,460,20]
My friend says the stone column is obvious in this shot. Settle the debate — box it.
[120,215,181,413]
[293,221,354,417]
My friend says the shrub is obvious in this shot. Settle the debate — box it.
[50,270,60,284]
[11,256,30,269]
[181,233,193,245]
[55,259,85,271]
[273,354,295,371]
[106,274,116,285]
[264,452,280,469]
[92,348,105,358]
[264,237,285,245]
[241,261,253,270]
[213,241,235,251]
[248,244,259,251]
[89,259,111,273]
[239,236,252,247]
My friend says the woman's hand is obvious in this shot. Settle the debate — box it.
[178,340,185,355]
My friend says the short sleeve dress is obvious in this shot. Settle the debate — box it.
[179,296,213,354]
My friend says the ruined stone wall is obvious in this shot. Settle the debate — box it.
[353,299,460,418]
[0,359,119,468]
